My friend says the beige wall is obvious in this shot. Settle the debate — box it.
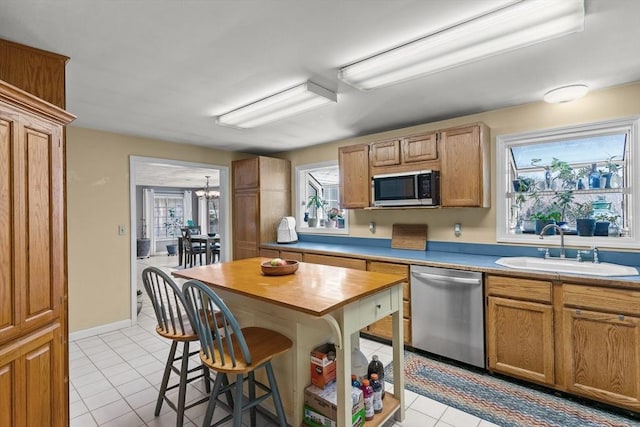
[281,82,640,242]
[66,127,242,332]
[67,82,640,334]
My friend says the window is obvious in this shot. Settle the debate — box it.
[496,117,640,248]
[154,194,184,239]
[296,161,348,234]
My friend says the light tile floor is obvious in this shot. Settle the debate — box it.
[69,255,500,427]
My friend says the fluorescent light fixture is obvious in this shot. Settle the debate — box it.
[216,81,337,128]
[339,0,585,90]
[543,84,589,103]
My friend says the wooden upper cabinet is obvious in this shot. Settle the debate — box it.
[402,132,437,163]
[440,123,490,207]
[339,144,370,209]
[0,39,68,109]
[231,156,290,260]
[370,139,401,167]
[233,157,260,190]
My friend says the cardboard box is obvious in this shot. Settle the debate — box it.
[310,343,336,388]
[303,405,365,427]
[304,383,364,426]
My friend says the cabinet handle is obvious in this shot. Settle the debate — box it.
[618,314,625,321]
[376,304,381,309]
[575,309,581,315]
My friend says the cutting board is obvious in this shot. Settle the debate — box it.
[391,224,428,250]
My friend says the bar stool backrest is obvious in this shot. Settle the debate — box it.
[182,279,251,367]
[142,267,193,339]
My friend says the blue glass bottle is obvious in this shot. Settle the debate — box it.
[588,163,600,189]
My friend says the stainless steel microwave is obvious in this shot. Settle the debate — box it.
[372,170,440,207]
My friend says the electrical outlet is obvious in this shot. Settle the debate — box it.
[454,223,461,237]
[118,224,126,236]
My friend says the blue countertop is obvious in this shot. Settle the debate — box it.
[263,236,640,285]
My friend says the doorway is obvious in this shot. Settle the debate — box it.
[129,156,230,323]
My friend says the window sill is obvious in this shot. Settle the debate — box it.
[297,227,349,236]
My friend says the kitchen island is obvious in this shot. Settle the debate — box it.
[173,257,406,427]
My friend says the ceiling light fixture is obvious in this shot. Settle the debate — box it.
[543,84,589,103]
[195,176,219,199]
[216,81,337,128]
[339,0,585,91]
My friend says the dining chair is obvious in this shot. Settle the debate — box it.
[182,279,293,427]
[141,267,212,427]
[180,227,206,268]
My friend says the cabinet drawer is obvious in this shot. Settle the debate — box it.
[563,284,640,316]
[368,261,410,299]
[359,289,396,326]
[260,249,279,258]
[487,275,552,303]
[302,253,366,270]
[279,250,302,261]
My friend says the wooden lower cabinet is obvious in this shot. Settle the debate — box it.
[487,274,640,412]
[259,248,303,262]
[562,284,640,411]
[486,275,555,386]
[0,324,65,427]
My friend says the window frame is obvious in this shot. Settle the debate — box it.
[495,117,640,249]
[295,160,349,235]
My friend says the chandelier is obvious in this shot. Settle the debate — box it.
[195,176,219,199]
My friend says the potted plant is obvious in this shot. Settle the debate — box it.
[531,210,561,235]
[552,189,574,229]
[550,158,576,190]
[325,207,343,228]
[512,176,534,193]
[602,155,622,188]
[572,201,595,236]
[164,208,182,255]
[306,195,327,228]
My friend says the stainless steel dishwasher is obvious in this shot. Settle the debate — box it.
[410,265,485,368]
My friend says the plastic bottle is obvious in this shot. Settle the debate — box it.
[370,373,383,413]
[367,355,385,399]
[351,374,361,388]
[351,347,368,381]
[361,379,374,421]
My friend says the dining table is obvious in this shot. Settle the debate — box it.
[173,257,406,427]
[177,234,220,266]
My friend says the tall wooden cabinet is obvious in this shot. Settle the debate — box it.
[232,156,290,260]
[0,81,74,427]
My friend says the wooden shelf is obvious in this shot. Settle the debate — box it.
[364,393,400,427]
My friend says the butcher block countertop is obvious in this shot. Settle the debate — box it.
[261,241,640,290]
[173,257,405,316]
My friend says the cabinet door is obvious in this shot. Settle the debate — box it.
[370,139,401,167]
[440,124,488,207]
[232,157,259,190]
[233,191,259,259]
[0,324,65,427]
[339,144,370,209]
[563,308,640,411]
[0,110,18,345]
[487,296,555,385]
[402,132,437,163]
[17,115,65,333]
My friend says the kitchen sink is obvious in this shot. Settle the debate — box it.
[495,257,639,277]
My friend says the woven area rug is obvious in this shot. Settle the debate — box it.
[385,351,640,427]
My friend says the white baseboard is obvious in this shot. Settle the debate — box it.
[69,319,132,342]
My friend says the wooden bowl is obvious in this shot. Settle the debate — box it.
[261,260,299,276]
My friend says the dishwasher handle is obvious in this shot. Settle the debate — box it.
[411,271,482,285]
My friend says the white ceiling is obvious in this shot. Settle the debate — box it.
[2,0,640,163]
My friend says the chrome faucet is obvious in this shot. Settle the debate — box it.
[539,224,565,258]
